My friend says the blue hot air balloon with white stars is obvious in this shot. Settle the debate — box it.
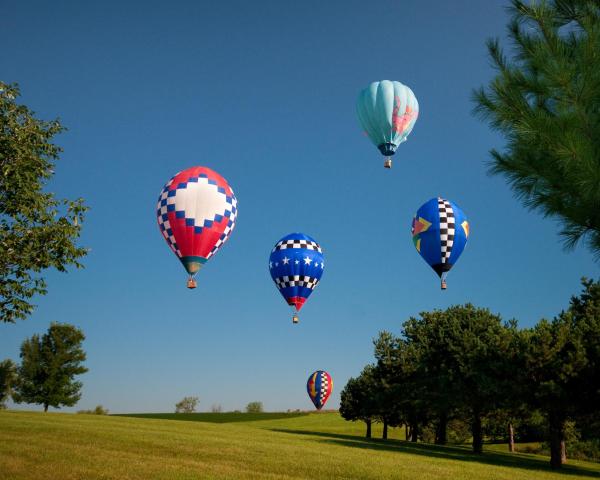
[269,233,324,324]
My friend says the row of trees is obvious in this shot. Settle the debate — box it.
[174,397,264,414]
[340,280,600,469]
[0,323,87,411]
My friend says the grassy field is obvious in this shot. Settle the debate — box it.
[1,410,599,480]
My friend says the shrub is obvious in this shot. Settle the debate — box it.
[77,405,109,415]
[246,401,263,413]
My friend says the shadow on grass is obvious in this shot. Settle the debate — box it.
[270,429,600,478]
[113,412,309,424]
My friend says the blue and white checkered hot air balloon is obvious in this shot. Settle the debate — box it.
[269,233,324,324]
[411,197,469,290]
[356,80,419,169]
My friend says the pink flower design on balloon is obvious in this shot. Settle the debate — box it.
[392,96,418,134]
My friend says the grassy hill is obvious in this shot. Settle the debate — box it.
[1,410,599,479]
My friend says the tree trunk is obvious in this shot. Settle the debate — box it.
[435,412,448,445]
[405,424,409,441]
[549,412,566,469]
[410,423,419,442]
[365,419,372,438]
[472,412,483,454]
[382,420,388,439]
[43,404,48,412]
[508,423,515,453]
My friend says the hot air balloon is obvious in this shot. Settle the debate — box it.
[412,197,469,290]
[356,80,419,169]
[269,233,324,324]
[307,370,333,410]
[157,166,237,288]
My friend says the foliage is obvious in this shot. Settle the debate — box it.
[0,82,88,323]
[211,403,222,413]
[175,396,199,414]
[522,278,600,467]
[473,0,600,256]
[0,359,17,408]
[245,401,263,413]
[12,322,87,411]
[77,405,109,415]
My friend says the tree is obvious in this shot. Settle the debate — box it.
[175,396,199,413]
[12,323,87,411]
[522,278,600,468]
[0,82,87,323]
[404,305,519,454]
[0,359,17,408]
[339,365,378,438]
[473,1,600,256]
[245,401,263,413]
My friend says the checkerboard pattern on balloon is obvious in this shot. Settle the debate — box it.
[274,276,320,290]
[273,239,322,253]
[157,174,181,257]
[437,197,455,264]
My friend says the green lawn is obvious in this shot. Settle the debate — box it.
[1,410,599,480]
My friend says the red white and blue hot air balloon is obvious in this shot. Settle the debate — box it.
[157,166,237,288]
[269,233,324,324]
[307,370,333,410]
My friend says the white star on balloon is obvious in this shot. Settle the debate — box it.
[282,257,290,265]
[269,262,273,268]
[275,262,279,267]
[295,260,300,265]
[304,256,312,265]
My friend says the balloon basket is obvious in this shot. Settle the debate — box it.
[187,278,197,289]
[292,313,299,324]
[384,158,392,169]
[441,280,447,290]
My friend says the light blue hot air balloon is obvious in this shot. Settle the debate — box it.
[356,80,419,168]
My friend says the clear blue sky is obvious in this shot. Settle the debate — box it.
[1,0,596,413]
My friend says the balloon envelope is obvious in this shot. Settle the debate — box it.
[307,370,333,410]
[269,233,324,312]
[356,80,419,157]
[412,197,469,284]
[157,166,238,280]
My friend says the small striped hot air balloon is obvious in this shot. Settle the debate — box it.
[307,370,333,410]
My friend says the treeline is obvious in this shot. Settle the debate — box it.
[340,279,600,469]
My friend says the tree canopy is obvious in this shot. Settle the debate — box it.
[473,0,600,256]
[0,82,87,323]
[12,322,88,412]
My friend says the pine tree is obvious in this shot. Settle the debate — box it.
[473,0,600,255]
[13,322,88,411]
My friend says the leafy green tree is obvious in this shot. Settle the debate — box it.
[340,365,379,438]
[0,82,87,323]
[0,359,17,408]
[404,305,518,454]
[473,0,600,255]
[245,401,263,413]
[522,279,600,468]
[175,396,199,413]
[12,323,87,411]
